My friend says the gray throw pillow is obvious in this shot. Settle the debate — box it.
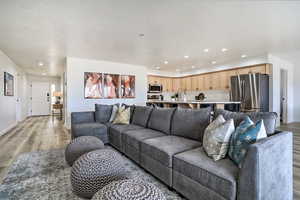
[203,115,235,161]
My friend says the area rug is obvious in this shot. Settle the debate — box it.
[0,147,185,200]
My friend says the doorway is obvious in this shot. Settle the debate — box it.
[280,69,288,124]
[31,81,51,116]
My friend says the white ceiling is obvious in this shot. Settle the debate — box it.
[0,0,300,77]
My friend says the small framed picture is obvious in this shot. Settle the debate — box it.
[4,72,14,96]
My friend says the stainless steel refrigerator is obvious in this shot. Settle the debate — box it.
[230,73,269,112]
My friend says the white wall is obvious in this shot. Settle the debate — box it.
[65,57,148,128]
[0,50,27,135]
[268,54,294,125]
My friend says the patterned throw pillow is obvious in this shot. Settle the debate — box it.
[203,115,235,161]
[228,116,267,168]
[112,106,130,125]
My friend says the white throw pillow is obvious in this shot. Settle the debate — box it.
[109,104,119,122]
[203,115,235,161]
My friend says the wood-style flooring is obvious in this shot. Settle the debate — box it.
[0,116,299,199]
[0,116,70,182]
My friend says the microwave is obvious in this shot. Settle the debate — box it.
[148,84,163,93]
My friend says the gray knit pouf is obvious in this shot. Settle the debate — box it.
[92,179,166,200]
[65,136,104,166]
[71,149,127,199]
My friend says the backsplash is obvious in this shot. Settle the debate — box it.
[162,90,230,101]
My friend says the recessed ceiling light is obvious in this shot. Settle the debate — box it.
[241,54,247,58]
[139,33,145,37]
[203,49,209,53]
[164,61,168,64]
[155,66,160,70]
[42,73,46,76]
[38,62,44,66]
[184,55,189,59]
[191,65,195,69]
[221,48,228,52]
[211,61,217,64]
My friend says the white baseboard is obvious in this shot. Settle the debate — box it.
[0,122,18,137]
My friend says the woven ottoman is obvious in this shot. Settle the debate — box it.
[92,179,166,200]
[71,149,127,199]
[65,136,104,166]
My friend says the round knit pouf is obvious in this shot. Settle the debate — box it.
[71,149,127,199]
[65,136,104,166]
[92,179,166,200]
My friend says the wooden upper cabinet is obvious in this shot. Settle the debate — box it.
[185,77,192,91]
[191,76,199,91]
[163,78,173,92]
[211,72,221,90]
[202,74,212,90]
[172,78,181,92]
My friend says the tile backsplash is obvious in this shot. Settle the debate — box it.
[162,90,230,101]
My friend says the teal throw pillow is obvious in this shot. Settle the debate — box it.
[228,116,267,168]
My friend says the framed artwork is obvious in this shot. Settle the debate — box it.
[121,75,135,98]
[103,74,120,98]
[4,72,14,96]
[84,72,103,99]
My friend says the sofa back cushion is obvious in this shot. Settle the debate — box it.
[95,104,113,123]
[171,107,211,141]
[214,109,277,135]
[148,107,176,134]
[131,106,153,127]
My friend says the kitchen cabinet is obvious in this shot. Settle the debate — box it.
[172,78,181,92]
[147,64,271,92]
[191,76,199,91]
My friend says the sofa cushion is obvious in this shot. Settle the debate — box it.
[228,117,267,168]
[173,147,239,200]
[131,106,153,127]
[112,106,130,125]
[171,107,211,141]
[109,124,144,151]
[95,104,113,123]
[214,109,277,135]
[123,129,166,150]
[121,104,135,123]
[72,122,108,143]
[203,115,235,161]
[147,107,176,134]
[141,136,201,167]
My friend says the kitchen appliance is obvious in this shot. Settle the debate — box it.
[148,84,163,93]
[147,94,164,100]
[230,73,269,112]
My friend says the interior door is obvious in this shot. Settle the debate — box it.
[31,81,50,116]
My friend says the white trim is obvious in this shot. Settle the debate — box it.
[0,122,18,137]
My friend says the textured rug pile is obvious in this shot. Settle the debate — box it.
[0,147,184,200]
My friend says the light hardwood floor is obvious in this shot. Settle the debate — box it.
[0,116,299,199]
[0,116,70,182]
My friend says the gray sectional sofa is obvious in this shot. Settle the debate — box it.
[71,104,293,200]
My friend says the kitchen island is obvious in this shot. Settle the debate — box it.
[147,100,241,111]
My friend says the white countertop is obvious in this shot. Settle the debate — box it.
[147,100,241,104]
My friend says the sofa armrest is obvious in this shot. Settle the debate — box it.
[71,111,95,124]
[238,131,293,200]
